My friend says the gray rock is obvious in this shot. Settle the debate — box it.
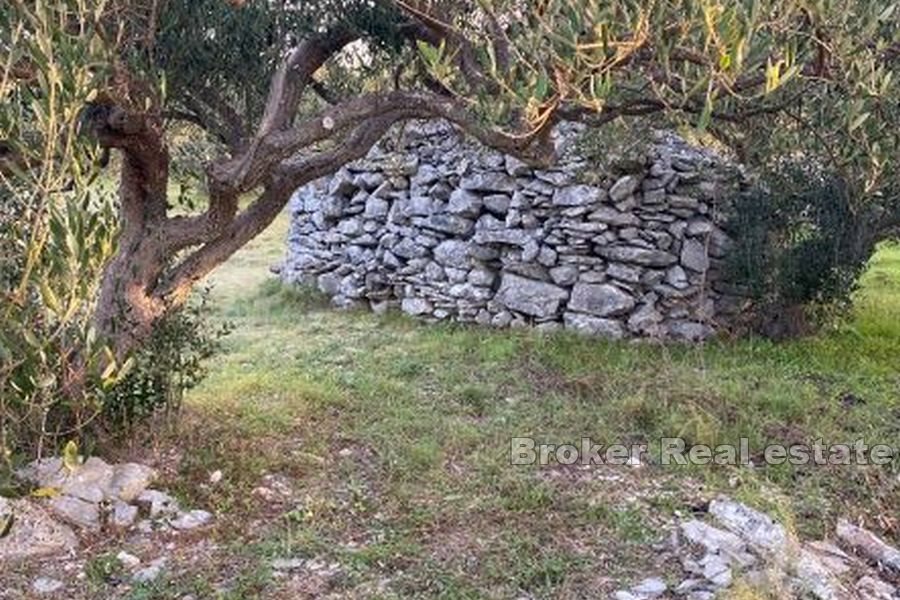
[401,297,433,316]
[606,263,642,284]
[133,557,167,583]
[433,240,472,269]
[136,490,180,519]
[600,245,678,267]
[686,218,714,236]
[666,265,689,289]
[495,274,568,318]
[328,171,357,197]
[32,577,64,595]
[505,155,532,176]
[668,321,714,341]
[170,509,213,531]
[680,520,756,567]
[461,172,516,193]
[627,303,664,335]
[47,495,100,530]
[631,577,667,597]
[588,206,640,227]
[491,311,513,328]
[568,283,635,317]
[116,551,141,569]
[468,268,497,287]
[110,500,139,528]
[681,239,710,272]
[447,189,483,217]
[708,498,796,561]
[354,171,385,191]
[473,228,534,247]
[553,185,606,207]
[19,456,114,504]
[0,497,78,560]
[483,194,511,215]
[836,519,900,575]
[363,196,390,219]
[107,462,157,503]
[393,238,428,259]
[669,195,699,210]
[549,266,579,286]
[406,196,433,217]
[563,313,626,339]
[609,175,639,202]
[701,553,733,587]
[425,214,475,236]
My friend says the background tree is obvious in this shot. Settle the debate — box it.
[1,0,898,362]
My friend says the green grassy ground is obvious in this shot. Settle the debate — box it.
[115,213,900,598]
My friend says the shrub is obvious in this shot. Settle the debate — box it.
[724,162,883,337]
[101,290,230,434]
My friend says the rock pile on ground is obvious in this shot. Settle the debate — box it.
[0,455,212,563]
[615,496,900,600]
[282,120,751,340]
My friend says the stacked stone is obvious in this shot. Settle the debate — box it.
[282,121,747,341]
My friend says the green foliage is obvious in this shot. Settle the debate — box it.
[153,0,405,132]
[724,163,886,335]
[0,190,125,460]
[102,289,230,432]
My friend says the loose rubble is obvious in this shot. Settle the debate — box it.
[282,120,752,340]
[614,496,900,599]
[0,455,214,563]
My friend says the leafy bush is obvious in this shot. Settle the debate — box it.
[101,290,230,434]
[724,163,883,337]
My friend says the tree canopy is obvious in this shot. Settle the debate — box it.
[0,0,898,357]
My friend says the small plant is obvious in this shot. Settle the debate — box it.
[101,289,230,434]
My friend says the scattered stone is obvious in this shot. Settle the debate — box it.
[271,558,306,571]
[133,557,167,583]
[169,510,214,531]
[32,577,64,595]
[110,500,139,529]
[117,550,142,569]
[680,520,755,567]
[108,462,157,502]
[630,577,667,597]
[47,495,100,530]
[136,490,180,519]
[0,497,78,561]
[836,519,900,575]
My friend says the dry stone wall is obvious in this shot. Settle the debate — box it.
[281,121,750,340]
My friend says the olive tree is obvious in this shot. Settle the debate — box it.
[1,0,897,358]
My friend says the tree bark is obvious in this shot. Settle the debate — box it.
[91,107,172,359]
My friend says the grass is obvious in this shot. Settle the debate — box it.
[165,213,900,597]
[40,210,899,598]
